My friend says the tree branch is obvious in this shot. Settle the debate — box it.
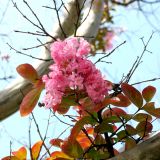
[109,133,160,160]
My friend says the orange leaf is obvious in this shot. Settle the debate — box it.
[142,102,155,111]
[142,102,160,118]
[149,108,160,118]
[31,141,43,159]
[76,134,92,149]
[20,87,42,116]
[121,83,143,108]
[16,64,39,83]
[142,85,156,102]
[12,147,27,160]
[50,151,73,159]
[76,127,93,149]
[2,156,19,160]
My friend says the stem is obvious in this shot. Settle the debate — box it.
[97,109,115,158]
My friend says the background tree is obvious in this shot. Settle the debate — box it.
[1,0,160,159]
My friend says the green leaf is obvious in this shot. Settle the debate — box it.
[142,86,156,102]
[121,83,143,108]
[117,130,127,141]
[61,140,83,158]
[56,95,77,114]
[94,134,106,145]
[133,113,152,122]
[69,116,96,142]
[125,138,136,150]
[126,124,137,136]
[102,115,122,123]
[85,148,110,160]
[95,120,114,133]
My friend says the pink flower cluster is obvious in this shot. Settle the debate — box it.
[104,31,115,51]
[43,37,109,109]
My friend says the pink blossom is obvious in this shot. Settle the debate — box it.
[1,54,10,62]
[50,37,90,66]
[84,70,107,103]
[43,37,109,110]
[104,31,115,50]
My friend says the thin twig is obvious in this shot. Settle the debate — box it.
[52,0,67,38]
[31,113,51,156]
[94,41,126,64]
[7,43,52,61]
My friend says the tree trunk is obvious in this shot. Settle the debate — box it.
[109,133,160,160]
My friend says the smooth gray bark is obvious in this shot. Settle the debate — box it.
[109,133,160,160]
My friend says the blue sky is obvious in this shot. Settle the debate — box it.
[0,0,160,158]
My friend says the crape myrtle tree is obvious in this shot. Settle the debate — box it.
[1,0,160,159]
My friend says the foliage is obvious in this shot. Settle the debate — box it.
[2,0,160,159]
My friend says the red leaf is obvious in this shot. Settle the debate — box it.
[16,64,39,83]
[126,124,137,136]
[31,141,43,159]
[102,107,127,118]
[136,121,153,137]
[12,147,27,160]
[50,138,63,148]
[20,87,42,116]
[142,86,156,102]
[110,93,131,107]
[121,83,143,108]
